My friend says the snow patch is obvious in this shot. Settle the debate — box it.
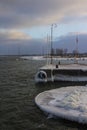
[35,86,87,124]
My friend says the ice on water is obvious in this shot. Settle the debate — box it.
[49,86,87,112]
[35,85,87,124]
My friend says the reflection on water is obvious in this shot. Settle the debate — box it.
[0,56,87,130]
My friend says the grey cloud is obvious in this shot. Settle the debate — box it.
[54,33,87,53]
[0,33,47,55]
[0,32,87,55]
[0,0,87,28]
[0,0,87,55]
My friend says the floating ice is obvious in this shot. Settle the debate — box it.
[35,86,87,124]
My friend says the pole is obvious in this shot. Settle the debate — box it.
[51,24,53,64]
[50,24,57,64]
[75,34,78,64]
[76,35,78,58]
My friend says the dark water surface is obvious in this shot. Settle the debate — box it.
[0,56,87,130]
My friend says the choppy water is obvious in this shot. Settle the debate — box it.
[0,56,87,130]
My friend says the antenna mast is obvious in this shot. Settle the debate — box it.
[76,34,78,58]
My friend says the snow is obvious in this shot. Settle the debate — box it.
[21,56,87,64]
[40,64,56,70]
[39,64,87,82]
[21,56,45,60]
[35,86,87,124]
[40,64,87,70]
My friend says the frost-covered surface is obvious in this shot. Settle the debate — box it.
[21,56,45,60]
[21,56,87,64]
[39,64,87,82]
[35,86,87,124]
[40,64,87,70]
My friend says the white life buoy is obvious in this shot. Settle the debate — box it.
[35,71,47,83]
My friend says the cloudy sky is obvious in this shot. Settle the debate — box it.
[0,0,87,55]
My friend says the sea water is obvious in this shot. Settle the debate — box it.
[0,56,87,130]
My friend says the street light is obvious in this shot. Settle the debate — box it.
[50,24,57,64]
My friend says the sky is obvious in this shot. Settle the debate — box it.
[0,0,87,55]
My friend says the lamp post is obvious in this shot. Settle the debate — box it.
[50,24,57,64]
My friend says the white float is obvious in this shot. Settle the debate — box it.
[35,85,87,124]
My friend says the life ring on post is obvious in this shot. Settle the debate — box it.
[36,71,47,82]
[38,71,47,79]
